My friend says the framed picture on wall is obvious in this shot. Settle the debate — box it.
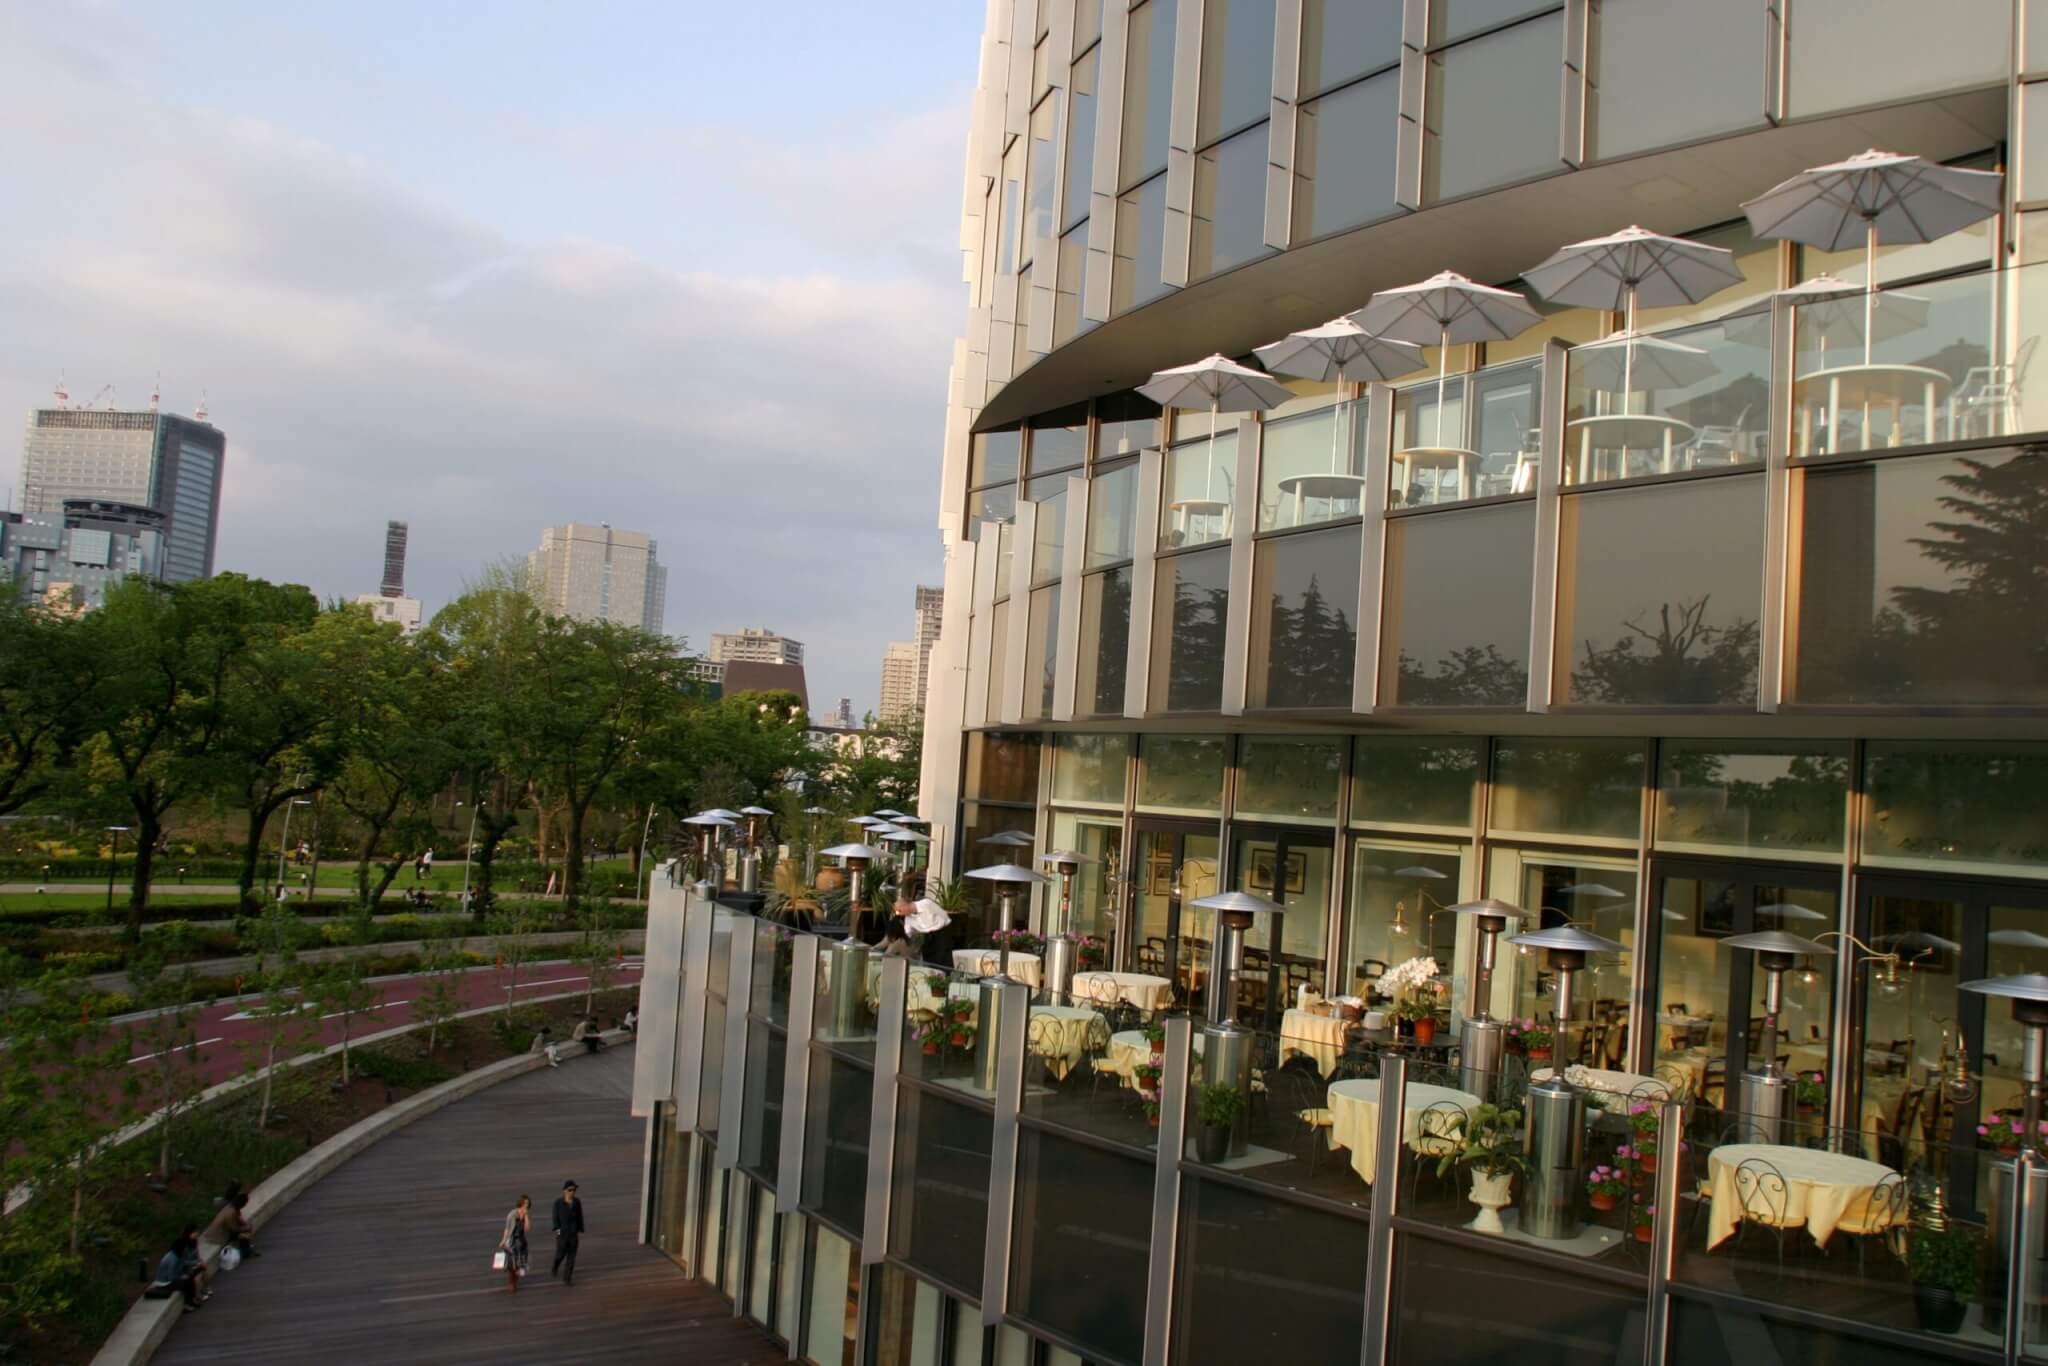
[1247,849,1307,896]
[1144,847,1176,897]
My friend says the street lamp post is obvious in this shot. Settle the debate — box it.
[461,799,486,911]
[105,825,130,915]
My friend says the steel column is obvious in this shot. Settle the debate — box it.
[716,913,756,1171]
[1141,1015,1193,1366]
[863,955,910,1268]
[1361,1053,1407,1365]
[981,981,1031,1326]
[778,936,821,1211]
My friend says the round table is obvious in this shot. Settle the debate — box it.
[1276,473,1367,522]
[1101,1028,1207,1086]
[1167,498,1231,543]
[1394,446,1479,503]
[1706,1142,1897,1249]
[1794,362,1950,454]
[1567,413,1696,481]
[1071,970,1174,1012]
[1325,1078,1482,1184]
[953,948,1042,990]
[1025,1005,1111,1080]
[1279,1008,1353,1078]
[1531,1065,1672,1109]
[1658,1015,1712,1050]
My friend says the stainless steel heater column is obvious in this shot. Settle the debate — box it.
[737,806,773,894]
[1039,849,1094,1000]
[1962,973,2048,1351]
[682,813,735,897]
[1719,931,1835,1144]
[1505,923,1625,1241]
[818,841,883,934]
[1190,889,1284,1158]
[966,862,1050,1093]
[1451,898,1527,1101]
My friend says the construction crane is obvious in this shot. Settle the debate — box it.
[84,384,114,410]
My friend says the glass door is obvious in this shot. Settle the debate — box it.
[1229,825,1336,1032]
[1048,810,1124,950]
[1649,859,1839,1119]
[1129,819,1219,1004]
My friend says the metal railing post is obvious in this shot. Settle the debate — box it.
[716,913,756,1172]
[1142,1016,1193,1366]
[981,981,1030,1327]
[2004,1150,2037,1366]
[1645,1098,1684,1365]
[777,936,821,1212]
[1361,1053,1407,1366]
[863,955,910,1266]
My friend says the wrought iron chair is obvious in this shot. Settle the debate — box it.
[1732,1156,1802,1267]
[1836,1170,1910,1270]
[1274,1062,1332,1175]
[1407,1099,1469,1206]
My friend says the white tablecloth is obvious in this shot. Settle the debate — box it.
[1325,1079,1481,1184]
[1071,970,1174,1012]
[953,948,1042,989]
[1100,1028,1208,1086]
[1279,1009,1352,1077]
[1706,1143,1896,1249]
[1531,1066,1671,1108]
[1025,1005,1110,1079]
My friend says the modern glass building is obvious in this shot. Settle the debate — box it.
[636,3,2048,1363]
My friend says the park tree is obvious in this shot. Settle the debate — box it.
[75,574,319,939]
[573,900,627,1016]
[314,955,379,1087]
[415,925,468,1053]
[123,942,213,1183]
[0,599,96,819]
[240,903,319,1129]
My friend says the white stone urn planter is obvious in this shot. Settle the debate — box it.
[1468,1169,1515,1235]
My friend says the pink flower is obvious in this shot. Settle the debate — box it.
[2014,1120,2027,1135]
[1615,1145,1633,1159]
[1979,1124,1993,1136]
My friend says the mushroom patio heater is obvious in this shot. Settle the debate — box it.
[819,842,885,1038]
[965,862,1050,1091]
[977,830,1035,866]
[880,827,929,888]
[1505,923,1626,1240]
[682,813,735,896]
[1039,849,1095,998]
[1450,898,1528,1100]
[1720,930,1836,1143]
[738,806,774,893]
[1190,888,1284,1157]
[1962,974,2048,1345]
[802,806,830,884]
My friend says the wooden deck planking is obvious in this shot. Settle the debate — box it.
[155,1047,781,1366]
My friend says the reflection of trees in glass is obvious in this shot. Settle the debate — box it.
[1394,644,1527,706]
[1570,596,1758,705]
[1800,448,2048,703]
[1238,739,1344,818]
[969,733,1041,803]
[1140,738,1228,811]
[1164,573,1228,710]
[1091,568,1131,714]
[1353,739,1481,827]
[1496,741,1644,838]
[1658,748,1848,851]
[1263,573,1355,708]
[1866,745,2048,866]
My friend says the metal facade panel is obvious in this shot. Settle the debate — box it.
[1001,498,1038,725]
[1052,473,1089,720]
[861,955,909,1267]
[1353,386,1393,713]
[1220,416,1259,716]
[1525,340,1567,713]
[776,936,819,1211]
[713,914,754,1171]
[1125,445,1165,716]
[629,872,687,1116]
[672,891,714,1130]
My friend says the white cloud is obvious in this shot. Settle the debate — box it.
[0,6,968,715]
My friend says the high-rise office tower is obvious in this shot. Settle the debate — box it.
[18,406,225,582]
[912,583,944,707]
[709,627,804,666]
[527,522,667,632]
[381,520,409,597]
[878,640,920,722]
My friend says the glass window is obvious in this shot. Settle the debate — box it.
[1063,46,1099,234]
[1490,849,1638,1030]
[1656,742,1850,859]
[739,1021,786,1184]
[1489,738,1646,841]
[1150,546,1231,712]
[1429,0,1557,46]
[890,1088,991,1290]
[1022,585,1060,721]
[1077,567,1132,716]
[1027,476,1069,585]
[1379,501,1533,707]
[1122,0,1178,187]
[970,429,1021,489]
[1588,0,1768,160]
[1631,221,1778,333]
[1556,476,1763,706]
[1790,448,2048,706]
[1087,459,1138,566]
[1423,14,1564,203]
[1161,429,1238,548]
[1174,1178,1368,1359]
[1248,525,1360,709]
[1352,737,1481,831]
[1787,0,2007,118]
[1053,734,1127,807]
[1010,1128,1151,1365]
[1291,71,1400,244]
[1112,172,1172,313]
[801,1052,872,1239]
[1235,737,1343,821]
[1097,391,1162,457]
[1391,359,1542,508]
[1299,0,1401,94]
[803,1223,859,1366]
[1074,0,1104,55]
[1190,123,1274,280]
[1258,402,1366,532]
[1048,810,1124,942]
[1054,221,1092,346]
[1391,1233,1644,1365]
[1564,317,1772,484]
[1197,0,1276,144]
[966,732,1041,805]
[1023,93,1062,266]
[1028,405,1089,475]
[997,136,1026,277]
[1862,743,2048,873]
[1139,735,1228,813]
[1346,843,1464,997]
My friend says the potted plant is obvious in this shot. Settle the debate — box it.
[1793,1070,1826,1115]
[1521,1022,1555,1064]
[913,998,976,1057]
[1978,1116,2026,1156]
[1143,1022,1166,1059]
[1070,933,1109,970]
[1585,1164,1629,1213]
[1627,1103,1662,1173]
[1194,1082,1245,1163]
[1134,1061,1163,1126]
[1908,1222,1978,1334]
[988,928,1047,959]
[1379,955,1442,1043]
[1434,1103,1526,1235]
[1631,1202,1657,1243]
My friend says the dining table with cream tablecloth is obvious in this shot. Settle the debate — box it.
[1099,1028,1209,1087]
[1279,1009,1354,1077]
[952,948,1043,990]
[1706,1142,1898,1249]
[1024,1005,1112,1080]
[1530,1066,1673,1109]
[1325,1078,1482,1184]
[1071,970,1174,1012]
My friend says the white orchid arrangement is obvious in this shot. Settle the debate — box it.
[1376,955,1444,1019]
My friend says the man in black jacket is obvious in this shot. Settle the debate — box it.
[550,1180,585,1284]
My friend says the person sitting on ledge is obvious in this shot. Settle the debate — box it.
[571,1017,606,1053]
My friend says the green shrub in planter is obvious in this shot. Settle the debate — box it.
[1194,1082,1246,1163]
[1909,1223,1979,1334]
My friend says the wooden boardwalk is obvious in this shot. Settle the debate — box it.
[156,1047,782,1366]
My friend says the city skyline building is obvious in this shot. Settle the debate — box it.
[877,638,919,722]
[526,521,667,632]
[708,626,804,666]
[18,406,225,582]
[912,583,944,711]
[380,519,408,597]
[636,6,2048,1366]
[0,498,167,610]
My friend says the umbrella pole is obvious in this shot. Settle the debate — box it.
[1330,377,1344,474]
[1622,284,1636,419]
[1863,218,1879,367]
[1205,397,1218,503]
[1434,325,1449,447]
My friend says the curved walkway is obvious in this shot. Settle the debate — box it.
[154,1046,780,1366]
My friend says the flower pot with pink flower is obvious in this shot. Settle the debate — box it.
[1585,1164,1628,1213]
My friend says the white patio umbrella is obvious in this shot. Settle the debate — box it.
[1741,149,2003,364]
[1524,226,1742,414]
[1348,271,1542,447]
[1774,273,1932,365]
[1139,353,1294,514]
[1567,330,1717,393]
[1255,318,1424,474]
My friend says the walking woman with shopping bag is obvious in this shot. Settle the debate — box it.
[496,1194,532,1293]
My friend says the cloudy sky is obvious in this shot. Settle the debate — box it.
[0,1,982,717]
